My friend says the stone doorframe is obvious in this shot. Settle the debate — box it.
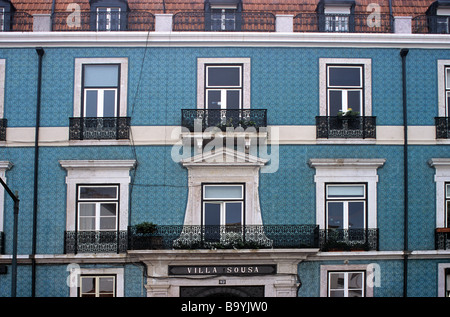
[128,248,319,297]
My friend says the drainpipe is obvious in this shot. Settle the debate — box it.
[389,0,393,31]
[400,48,409,298]
[32,47,45,297]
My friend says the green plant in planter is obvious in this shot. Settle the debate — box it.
[337,108,360,119]
[135,222,157,234]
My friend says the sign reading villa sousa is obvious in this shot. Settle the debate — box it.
[168,265,277,276]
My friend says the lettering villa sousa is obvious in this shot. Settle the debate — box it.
[169,265,277,276]
[3,0,450,299]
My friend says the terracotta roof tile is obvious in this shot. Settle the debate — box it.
[9,0,438,17]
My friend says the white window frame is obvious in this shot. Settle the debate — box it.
[437,60,450,117]
[96,7,121,31]
[320,264,374,297]
[0,161,12,233]
[73,58,128,119]
[326,65,363,115]
[309,158,385,230]
[328,271,365,297]
[319,58,372,117]
[77,185,119,231]
[0,59,5,120]
[0,8,4,32]
[205,65,243,110]
[202,184,244,226]
[438,263,450,297]
[69,267,124,297]
[325,184,367,230]
[197,58,250,110]
[83,87,118,118]
[59,160,135,232]
[429,158,450,228]
[79,275,116,297]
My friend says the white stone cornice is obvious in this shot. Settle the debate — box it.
[59,159,136,170]
[3,31,450,49]
[309,158,386,169]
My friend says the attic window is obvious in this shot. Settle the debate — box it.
[426,1,450,33]
[317,0,355,32]
[205,0,242,31]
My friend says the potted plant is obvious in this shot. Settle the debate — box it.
[135,221,157,234]
[133,222,162,249]
[337,108,360,119]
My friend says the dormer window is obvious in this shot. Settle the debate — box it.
[89,0,128,31]
[0,0,15,32]
[205,0,242,31]
[317,0,355,32]
[426,1,450,34]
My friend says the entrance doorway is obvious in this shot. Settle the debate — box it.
[179,286,265,297]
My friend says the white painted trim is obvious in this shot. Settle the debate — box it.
[4,32,450,49]
[438,60,450,117]
[309,158,385,229]
[69,267,124,297]
[320,264,374,297]
[429,158,450,228]
[319,58,372,117]
[197,58,251,109]
[438,263,450,297]
[0,161,12,232]
[73,58,128,118]
[0,59,5,118]
[59,160,136,232]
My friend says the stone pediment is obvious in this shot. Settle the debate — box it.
[181,146,267,167]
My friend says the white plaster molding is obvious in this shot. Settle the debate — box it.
[0,161,12,232]
[73,57,128,118]
[437,60,450,117]
[180,147,266,226]
[59,160,136,232]
[69,267,124,297]
[429,158,450,228]
[309,158,386,229]
[197,58,251,109]
[319,264,374,297]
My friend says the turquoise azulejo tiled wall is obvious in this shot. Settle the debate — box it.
[0,46,425,128]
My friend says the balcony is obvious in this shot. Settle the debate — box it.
[412,15,450,34]
[319,228,379,251]
[435,228,450,250]
[173,11,276,32]
[0,12,33,32]
[128,224,319,250]
[294,13,393,33]
[316,116,376,139]
[52,11,155,31]
[64,230,128,254]
[435,117,450,139]
[0,118,6,141]
[181,109,267,132]
[69,117,131,140]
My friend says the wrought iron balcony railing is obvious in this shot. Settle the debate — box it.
[181,109,267,132]
[128,224,319,250]
[412,15,450,34]
[319,228,379,251]
[294,13,393,33]
[0,118,6,141]
[52,11,155,31]
[316,116,376,139]
[435,117,450,139]
[69,117,131,140]
[435,228,450,250]
[64,230,128,254]
[173,11,276,32]
[0,12,33,32]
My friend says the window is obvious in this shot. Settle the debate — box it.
[77,185,118,231]
[326,184,366,230]
[327,65,363,116]
[436,16,450,33]
[446,183,450,228]
[202,184,244,241]
[79,275,116,297]
[96,7,121,31]
[205,65,242,110]
[317,0,355,32]
[205,0,242,31]
[0,8,4,31]
[328,271,365,297]
[325,15,349,32]
[82,64,120,118]
[429,159,450,229]
[445,67,450,117]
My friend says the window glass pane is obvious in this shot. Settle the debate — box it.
[100,217,116,230]
[79,186,117,199]
[329,273,345,289]
[207,67,241,87]
[446,68,450,89]
[348,272,363,289]
[329,67,361,87]
[327,202,343,229]
[329,290,344,297]
[226,90,240,109]
[100,203,117,217]
[99,277,114,295]
[348,290,363,297]
[204,185,243,199]
[447,92,450,117]
[447,201,450,228]
[348,202,364,229]
[347,90,361,113]
[327,185,365,198]
[328,90,342,116]
[446,184,450,198]
[84,65,119,87]
[205,203,221,226]
[81,277,95,295]
[79,218,95,230]
[207,90,221,109]
[225,202,242,226]
[103,90,116,117]
[85,90,98,117]
[79,203,96,217]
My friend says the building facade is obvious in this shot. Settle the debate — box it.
[0,0,450,297]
